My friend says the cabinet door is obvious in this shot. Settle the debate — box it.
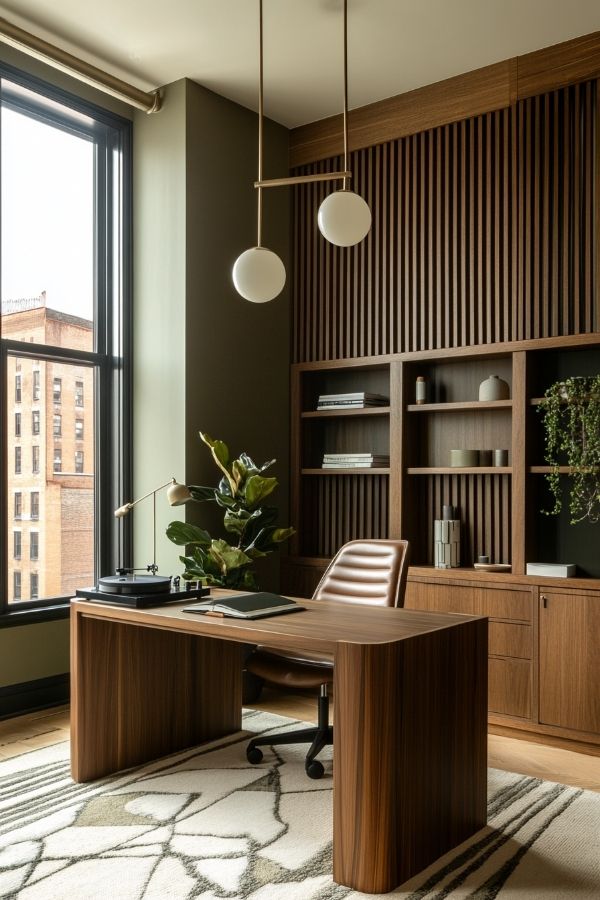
[539,592,600,734]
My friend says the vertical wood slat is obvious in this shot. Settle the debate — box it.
[291,80,596,364]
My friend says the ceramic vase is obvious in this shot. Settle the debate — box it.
[479,374,510,401]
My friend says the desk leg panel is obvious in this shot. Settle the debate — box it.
[71,610,243,782]
[333,619,487,893]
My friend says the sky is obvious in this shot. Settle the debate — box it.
[1,106,94,320]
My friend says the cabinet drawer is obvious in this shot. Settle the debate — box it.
[405,581,532,622]
[489,657,532,719]
[489,622,532,659]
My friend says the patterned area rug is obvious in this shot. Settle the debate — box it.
[0,709,599,899]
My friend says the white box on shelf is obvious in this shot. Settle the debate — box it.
[526,563,576,578]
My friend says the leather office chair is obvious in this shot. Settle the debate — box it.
[245,539,410,778]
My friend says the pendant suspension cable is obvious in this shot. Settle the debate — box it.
[257,0,264,247]
[343,0,349,190]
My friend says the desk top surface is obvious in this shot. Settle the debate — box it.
[71,590,484,652]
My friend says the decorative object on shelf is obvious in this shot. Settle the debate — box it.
[167,432,294,589]
[473,562,512,572]
[434,504,460,568]
[233,0,369,303]
[479,374,510,401]
[478,450,492,466]
[114,477,192,575]
[477,555,490,564]
[493,449,509,466]
[537,376,600,524]
[316,391,388,410]
[526,562,576,578]
[415,376,427,405]
[450,449,479,467]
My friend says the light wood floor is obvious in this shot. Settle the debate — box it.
[1,697,598,793]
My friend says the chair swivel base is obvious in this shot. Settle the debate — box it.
[246,687,333,779]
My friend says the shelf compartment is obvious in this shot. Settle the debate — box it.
[528,465,599,474]
[407,400,512,412]
[302,406,390,419]
[302,467,390,475]
[407,467,512,475]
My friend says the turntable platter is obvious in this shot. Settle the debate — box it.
[98,574,172,595]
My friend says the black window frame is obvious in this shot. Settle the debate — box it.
[13,530,21,560]
[14,373,21,402]
[14,446,21,474]
[14,411,20,436]
[13,570,20,600]
[0,62,132,626]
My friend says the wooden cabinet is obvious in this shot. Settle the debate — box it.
[539,591,600,734]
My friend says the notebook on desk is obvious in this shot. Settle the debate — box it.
[183,592,305,620]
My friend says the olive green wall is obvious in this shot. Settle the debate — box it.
[0,45,131,689]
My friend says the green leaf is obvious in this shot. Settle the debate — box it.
[231,459,247,489]
[270,526,295,544]
[209,539,252,575]
[166,521,211,546]
[200,432,237,495]
[245,474,277,507]
[188,485,217,502]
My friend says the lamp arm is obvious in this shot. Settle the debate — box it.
[123,478,175,510]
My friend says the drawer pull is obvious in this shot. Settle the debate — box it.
[541,594,548,609]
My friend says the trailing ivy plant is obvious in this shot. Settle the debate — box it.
[537,376,600,524]
[166,432,294,589]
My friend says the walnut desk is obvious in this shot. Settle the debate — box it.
[70,593,487,894]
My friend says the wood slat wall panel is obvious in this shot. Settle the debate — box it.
[300,475,389,558]
[517,81,598,340]
[293,80,597,364]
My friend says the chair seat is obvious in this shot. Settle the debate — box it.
[246,646,334,690]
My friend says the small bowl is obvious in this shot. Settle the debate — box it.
[450,449,479,467]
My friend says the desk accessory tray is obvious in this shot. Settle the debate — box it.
[76,585,210,609]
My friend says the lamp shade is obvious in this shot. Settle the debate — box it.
[317,189,371,247]
[232,246,286,303]
[167,479,192,507]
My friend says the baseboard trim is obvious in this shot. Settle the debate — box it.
[0,673,69,720]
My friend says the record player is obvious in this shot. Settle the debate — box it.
[76,567,210,608]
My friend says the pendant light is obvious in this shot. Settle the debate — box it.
[317,0,371,246]
[232,0,286,303]
[233,0,370,303]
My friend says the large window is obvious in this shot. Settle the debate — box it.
[1,66,131,615]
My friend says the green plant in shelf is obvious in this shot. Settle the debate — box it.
[166,432,295,589]
[537,376,600,524]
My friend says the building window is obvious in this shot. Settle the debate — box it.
[13,571,21,601]
[14,492,22,519]
[1,67,131,612]
[30,531,39,561]
[15,446,21,474]
[13,530,21,559]
[15,412,21,437]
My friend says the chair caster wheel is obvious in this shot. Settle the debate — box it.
[306,760,324,780]
[246,746,263,764]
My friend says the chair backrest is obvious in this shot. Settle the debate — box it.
[312,539,410,608]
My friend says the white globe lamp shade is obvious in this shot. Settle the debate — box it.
[232,246,286,303]
[317,189,372,247]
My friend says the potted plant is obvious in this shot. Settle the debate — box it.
[166,432,294,588]
[537,376,600,524]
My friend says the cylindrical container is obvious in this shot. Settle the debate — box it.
[434,518,461,568]
[478,555,490,564]
[478,450,492,466]
[493,449,509,466]
[416,376,427,405]
[479,374,510,401]
[442,504,457,521]
[450,449,479,467]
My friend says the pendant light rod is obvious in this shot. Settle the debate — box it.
[257,0,264,247]
[343,0,349,188]
[255,171,351,188]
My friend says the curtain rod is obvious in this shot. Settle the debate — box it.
[0,16,161,113]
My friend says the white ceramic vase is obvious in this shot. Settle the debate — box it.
[479,374,510,401]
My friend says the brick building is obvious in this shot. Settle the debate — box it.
[3,293,94,603]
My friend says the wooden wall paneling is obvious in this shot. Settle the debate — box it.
[511,351,526,574]
[290,367,302,556]
[389,361,403,539]
[517,32,600,101]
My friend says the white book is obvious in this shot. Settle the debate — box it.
[322,462,388,469]
[526,563,576,578]
[317,392,389,402]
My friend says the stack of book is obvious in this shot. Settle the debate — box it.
[322,453,390,469]
[316,391,388,410]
